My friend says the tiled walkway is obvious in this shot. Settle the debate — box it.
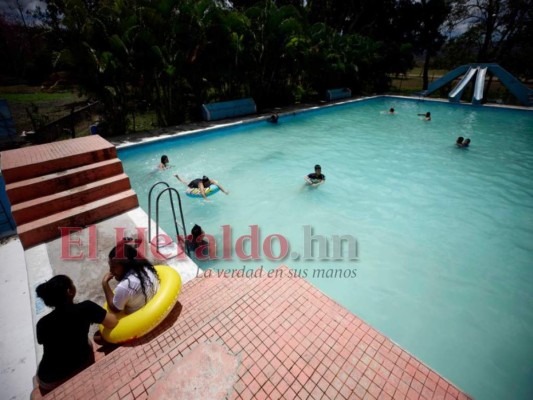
[42,266,472,400]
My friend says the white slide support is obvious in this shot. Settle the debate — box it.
[473,67,487,104]
[448,67,478,101]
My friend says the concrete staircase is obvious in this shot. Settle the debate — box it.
[0,135,139,248]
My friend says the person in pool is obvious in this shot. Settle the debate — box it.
[456,137,471,148]
[158,155,170,170]
[267,114,279,123]
[305,165,326,186]
[418,112,431,121]
[102,243,160,314]
[388,108,395,114]
[175,175,229,200]
[35,275,118,394]
[187,224,208,254]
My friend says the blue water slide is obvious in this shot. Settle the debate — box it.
[472,67,487,105]
[419,63,533,106]
[448,67,478,102]
[488,65,533,106]
[419,65,469,96]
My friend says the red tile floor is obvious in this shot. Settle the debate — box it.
[38,266,472,399]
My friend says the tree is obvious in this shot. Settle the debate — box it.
[397,0,451,90]
[438,0,533,79]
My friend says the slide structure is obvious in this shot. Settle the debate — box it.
[418,63,533,106]
[472,67,487,105]
[448,66,478,102]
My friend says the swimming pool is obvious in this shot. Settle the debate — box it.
[118,96,533,400]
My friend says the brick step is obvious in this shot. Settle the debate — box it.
[11,174,133,225]
[5,159,123,205]
[17,189,139,249]
[1,135,116,183]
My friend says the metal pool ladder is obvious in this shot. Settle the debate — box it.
[148,181,189,256]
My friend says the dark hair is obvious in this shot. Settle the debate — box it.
[426,112,431,116]
[464,138,471,143]
[314,164,321,170]
[191,224,202,239]
[456,137,464,143]
[36,275,73,307]
[161,155,169,164]
[202,176,210,185]
[389,108,394,112]
[109,244,159,302]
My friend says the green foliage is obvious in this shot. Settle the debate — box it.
[16,0,454,134]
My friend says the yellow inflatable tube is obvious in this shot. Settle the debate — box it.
[99,265,182,344]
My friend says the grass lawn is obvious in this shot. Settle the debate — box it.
[0,85,87,133]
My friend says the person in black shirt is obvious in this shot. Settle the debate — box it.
[175,174,229,201]
[35,275,117,394]
[305,164,326,187]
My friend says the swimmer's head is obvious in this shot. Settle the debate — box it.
[202,176,210,186]
[456,137,464,144]
[191,224,203,238]
[389,108,395,113]
[314,164,322,172]
[464,138,471,144]
[161,155,169,165]
[426,112,431,117]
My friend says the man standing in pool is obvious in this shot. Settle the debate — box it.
[175,174,229,200]
[305,164,326,187]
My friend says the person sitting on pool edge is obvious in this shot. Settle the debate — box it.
[102,242,160,315]
[418,111,431,121]
[158,155,170,170]
[175,174,229,200]
[35,275,118,394]
[305,164,326,187]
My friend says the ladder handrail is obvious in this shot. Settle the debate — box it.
[148,182,189,256]
[148,181,170,241]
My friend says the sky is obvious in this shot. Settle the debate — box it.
[0,0,46,23]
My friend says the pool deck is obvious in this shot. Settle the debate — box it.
[33,264,471,400]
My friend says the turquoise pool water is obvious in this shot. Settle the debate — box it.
[118,97,533,399]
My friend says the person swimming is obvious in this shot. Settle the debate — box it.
[418,112,431,121]
[304,165,326,187]
[388,108,395,114]
[158,155,170,170]
[267,114,279,123]
[175,174,229,200]
[456,137,471,148]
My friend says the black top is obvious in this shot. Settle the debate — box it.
[307,173,325,181]
[188,178,202,189]
[37,300,106,383]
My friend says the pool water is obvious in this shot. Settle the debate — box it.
[118,97,533,400]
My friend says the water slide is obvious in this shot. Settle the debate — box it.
[472,67,487,105]
[419,65,469,96]
[489,65,533,106]
[419,63,533,106]
[448,67,478,102]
